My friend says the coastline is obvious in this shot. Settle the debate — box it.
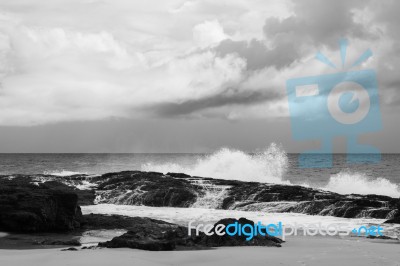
[1,170,399,264]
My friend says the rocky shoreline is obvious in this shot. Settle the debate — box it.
[4,170,398,219]
[1,171,399,251]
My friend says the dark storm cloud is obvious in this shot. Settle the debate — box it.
[212,0,375,73]
[148,88,281,117]
[264,0,373,46]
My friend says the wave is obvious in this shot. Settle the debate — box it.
[142,143,400,198]
[43,170,87,176]
[142,143,289,184]
[322,171,400,198]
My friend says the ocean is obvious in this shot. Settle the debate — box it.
[1,144,399,198]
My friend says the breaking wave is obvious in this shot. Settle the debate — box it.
[142,143,289,184]
[43,170,87,176]
[142,143,400,198]
[323,171,400,198]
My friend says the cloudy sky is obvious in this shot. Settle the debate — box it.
[0,0,399,153]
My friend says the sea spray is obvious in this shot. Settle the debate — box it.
[323,170,400,198]
[142,143,289,184]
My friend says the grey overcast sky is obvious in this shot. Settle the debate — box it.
[0,0,399,153]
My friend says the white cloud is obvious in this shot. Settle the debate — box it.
[0,0,399,126]
[193,20,228,48]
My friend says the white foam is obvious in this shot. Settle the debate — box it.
[323,171,400,198]
[44,170,86,176]
[142,143,289,184]
[80,229,127,246]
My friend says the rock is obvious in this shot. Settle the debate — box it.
[91,171,399,220]
[40,181,96,206]
[81,246,97,250]
[198,218,283,247]
[366,235,394,240]
[384,216,400,223]
[384,199,400,223]
[3,171,399,220]
[82,213,155,230]
[98,217,194,251]
[95,171,198,207]
[61,247,78,251]
[166,172,192,179]
[0,177,83,233]
[98,216,282,251]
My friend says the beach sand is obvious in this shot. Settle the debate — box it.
[1,236,399,266]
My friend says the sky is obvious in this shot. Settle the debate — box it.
[0,0,399,153]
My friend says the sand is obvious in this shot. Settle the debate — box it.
[1,235,399,266]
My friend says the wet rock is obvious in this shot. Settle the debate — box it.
[384,199,400,224]
[91,171,398,220]
[98,217,193,251]
[198,218,283,247]
[81,246,97,250]
[3,171,399,220]
[61,247,78,251]
[82,213,168,230]
[0,177,83,233]
[39,180,96,206]
[95,171,198,207]
[98,217,282,251]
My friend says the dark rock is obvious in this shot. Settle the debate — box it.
[384,199,400,223]
[98,216,282,251]
[384,216,400,224]
[91,171,399,220]
[82,213,162,230]
[3,171,399,220]
[366,235,394,240]
[198,218,282,247]
[98,217,193,251]
[39,180,96,206]
[95,171,198,207]
[61,247,78,251]
[0,178,83,233]
[166,172,191,179]
[81,246,97,250]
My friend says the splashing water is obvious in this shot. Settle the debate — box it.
[190,179,230,209]
[43,170,86,176]
[323,170,400,198]
[142,143,400,198]
[142,143,289,184]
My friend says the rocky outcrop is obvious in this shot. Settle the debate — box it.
[98,216,194,251]
[2,171,399,221]
[91,171,399,220]
[95,171,197,207]
[98,216,282,251]
[0,177,84,233]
